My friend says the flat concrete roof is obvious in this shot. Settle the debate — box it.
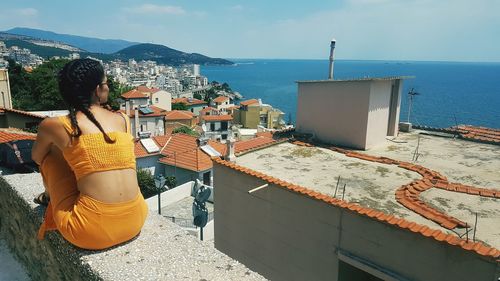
[235,130,500,249]
[296,76,414,83]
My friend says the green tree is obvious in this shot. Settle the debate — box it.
[172,126,199,137]
[137,169,168,199]
[7,59,31,109]
[193,92,202,100]
[29,59,69,110]
[106,76,132,110]
[172,102,188,111]
[8,59,125,111]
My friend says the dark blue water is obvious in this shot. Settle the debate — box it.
[202,59,500,129]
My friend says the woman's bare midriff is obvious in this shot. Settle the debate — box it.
[77,169,140,203]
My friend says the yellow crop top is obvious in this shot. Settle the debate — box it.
[58,112,136,181]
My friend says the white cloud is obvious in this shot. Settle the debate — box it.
[227,0,500,61]
[229,5,244,11]
[124,4,185,15]
[15,8,38,17]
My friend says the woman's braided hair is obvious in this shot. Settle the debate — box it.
[58,58,115,143]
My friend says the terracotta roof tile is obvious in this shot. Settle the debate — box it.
[0,129,36,143]
[239,99,259,106]
[235,136,278,154]
[121,89,148,99]
[201,115,233,122]
[136,85,160,93]
[159,134,212,172]
[120,106,167,118]
[211,139,500,260]
[213,96,229,103]
[134,135,171,158]
[165,110,195,120]
[172,97,207,106]
[0,107,45,119]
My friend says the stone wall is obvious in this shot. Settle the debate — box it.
[0,172,265,281]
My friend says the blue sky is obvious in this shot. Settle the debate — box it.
[1,0,499,62]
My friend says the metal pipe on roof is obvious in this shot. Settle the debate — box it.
[328,38,336,80]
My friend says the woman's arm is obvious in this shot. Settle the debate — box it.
[32,118,59,165]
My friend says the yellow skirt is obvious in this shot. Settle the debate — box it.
[37,150,148,250]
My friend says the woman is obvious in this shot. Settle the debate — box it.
[32,58,148,250]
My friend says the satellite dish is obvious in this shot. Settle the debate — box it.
[195,188,211,203]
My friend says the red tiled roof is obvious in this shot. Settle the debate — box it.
[235,136,277,154]
[172,97,207,106]
[134,134,172,158]
[136,86,160,93]
[165,110,195,120]
[0,129,36,143]
[0,107,45,119]
[120,106,167,117]
[206,136,279,157]
[239,99,259,106]
[213,96,229,103]
[208,140,227,156]
[255,131,273,139]
[200,107,218,113]
[213,155,500,260]
[159,134,212,172]
[121,89,148,99]
[201,115,233,122]
[452,125,500,144]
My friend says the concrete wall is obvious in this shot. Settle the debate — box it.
[131,116,165,137]
[365,81,392,149]
[387,80,402,137]
[146,181,194,212]
[1,112,42,130]
[136,155,162,177]
[163,165,212,187]
[213,163,499,281]
[240,106,260,129]
[296,81,371,149]
[0,173,264,281]
[151,90,172,111]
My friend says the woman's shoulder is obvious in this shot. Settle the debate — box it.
[39,116,65,132]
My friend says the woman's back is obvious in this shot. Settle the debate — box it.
[56,107,139,203]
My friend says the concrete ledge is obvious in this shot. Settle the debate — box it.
[0,173,265,281]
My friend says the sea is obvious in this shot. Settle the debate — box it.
[202,59,500,129]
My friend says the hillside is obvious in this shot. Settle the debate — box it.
[5,27,138,54]
[2,28,233,65]
[114,43,233,65]
[3,39,74,59]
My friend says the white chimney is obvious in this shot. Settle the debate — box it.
[125,100,131,116]
[134,108,140,138]
[328,38,336,80]
[225,137,236,162]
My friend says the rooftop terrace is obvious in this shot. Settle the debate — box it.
[235,130,500,249]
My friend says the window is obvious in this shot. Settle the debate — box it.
[203,171,211,185]
[221,134,228,140]
[155,98,159,103]
[210,123,215,131]
[221,121,228,130]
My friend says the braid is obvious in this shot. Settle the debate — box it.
[68,107,81,138]
[79,106,116,143]
[58,58,115,143]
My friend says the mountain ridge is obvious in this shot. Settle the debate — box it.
[5,27,137,54]
[2,27,232,65]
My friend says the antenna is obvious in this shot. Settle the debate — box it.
[407,88,420,123]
